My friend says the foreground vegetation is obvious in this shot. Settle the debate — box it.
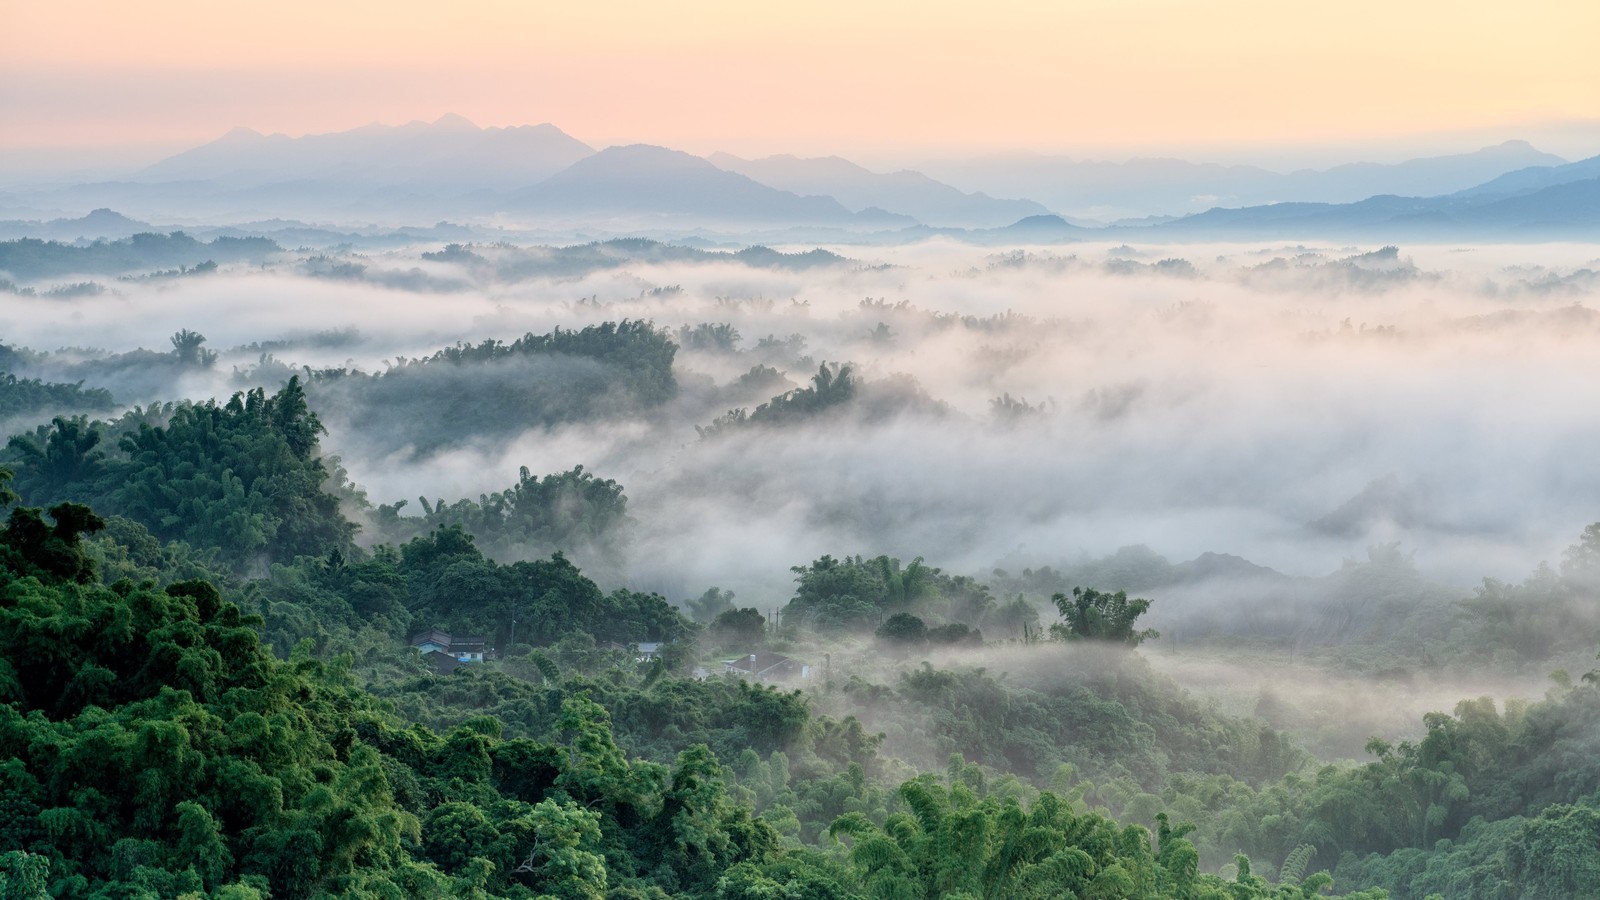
[0,480,1393,899]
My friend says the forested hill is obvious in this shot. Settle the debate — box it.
[0,472,1404,899]
[4,441,1600,896]
[0,232,280,280]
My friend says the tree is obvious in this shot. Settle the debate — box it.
[170,329,218,368]
[0,501,105,584]
[1504,804,1600,899]
[0,851,49,899]
[0,503,444,897]
[688,587,737,623]
[5,416,105,503]
[712,607,767,648]
[698,362,860,438]
[875,613,927,646]
[378,465,631,565]
[785,553,991,632]
[519,800,607,899]
[1049,587,1158,647]
[927,623,982,646]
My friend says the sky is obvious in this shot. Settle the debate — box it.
[3,0,1599,171]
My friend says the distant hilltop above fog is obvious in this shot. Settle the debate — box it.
[1,114,1598,241]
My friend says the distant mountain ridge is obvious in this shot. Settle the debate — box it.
[503,144,907,226]
[1,114,1593,239]
[707,152,1049,227]
[1146,156,1600,239]
[920,141,1569,220]
[1278,140,1568,201]
[140,114,596,190]
[130,119,1038,227]
[1452,153,1600,199]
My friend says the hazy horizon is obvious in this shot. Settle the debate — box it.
[6,0,1600,178]
[4,113,1599,187]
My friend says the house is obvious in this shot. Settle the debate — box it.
[448,636,487,662]
[421,650,462,675]
[411,630,452,654]
[410,631,488,663]
[723,651,811,682]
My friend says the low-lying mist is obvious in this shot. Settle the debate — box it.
[6,237,1600,615]
[809,639,1563,768]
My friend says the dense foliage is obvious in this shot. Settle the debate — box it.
[374,465,631,565]
[5,378,354,573]
[0,374,115,425]
[1050,587,1159,647]
[3,484,1402,898]
[784,553,1001,634]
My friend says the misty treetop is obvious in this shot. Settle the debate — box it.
[374,464,631,565]
[3,377,355,573]
[0,231,278,280]
[0,372,116,426]
[392,523,689,648]
[697,362,951,438]
[236,521,691,667]
[0,331,222,406]
[987,542,1509,665]
[418,238,853,282]
[783,552,1169,650]
[1050,587,1160,647]
[733,362,857,428]
[677,322,743,354]
[1,361,642,580]
[302,319,678,455]
[784,553,998,633]
[280,239,856,300]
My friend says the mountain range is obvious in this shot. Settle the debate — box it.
[497,144,909,227]
[707,153,1049,228]
[140,114,594,190]
[919,141,1571,221]
[1,115,1597,240]
[1144,158,1600,239]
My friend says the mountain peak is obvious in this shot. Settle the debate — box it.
[431,113,480,131]
[1476,139,1554,159]
[81,207,138,223]
[1007,214,1072,229]
[603,143,693,156]
[580,144,714,171]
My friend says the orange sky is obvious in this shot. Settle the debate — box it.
[3,0,1598,165]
